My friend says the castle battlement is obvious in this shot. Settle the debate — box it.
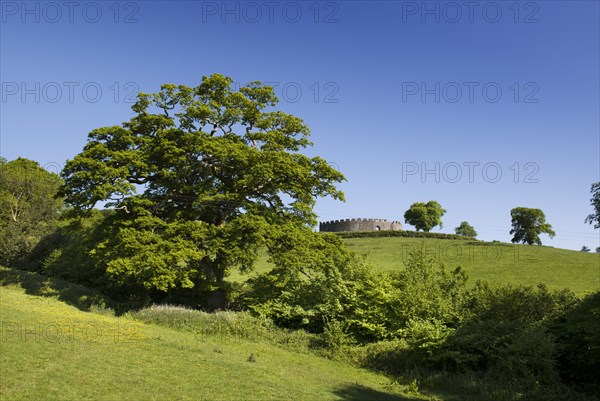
[319,218,402,233]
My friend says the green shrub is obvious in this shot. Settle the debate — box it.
[551,291,600,395]
[242,241,470,346]
[321,319,356,350]
[242,231,394,339]
[400,319,454,360]
[385,245,469,335]
[347,284,596,400]
[347,339,413,375]
[435,284,577,383]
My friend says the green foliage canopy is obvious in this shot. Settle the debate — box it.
[0,158,63,266]
[509,207,555,245]
[59,74,345,298]
[403,201,446,232]
[454,221,477,238]
[551,291,600,393]
[585,182,600,229]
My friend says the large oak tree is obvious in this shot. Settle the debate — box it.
[59,74,345,306]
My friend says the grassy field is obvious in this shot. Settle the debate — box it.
[0,271,435,401]
[232,237,600,295]
[2,233,598,401]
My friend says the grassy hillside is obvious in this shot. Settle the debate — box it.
[234,237,600,295]
[0,270,432,401]
[345,237,600,294]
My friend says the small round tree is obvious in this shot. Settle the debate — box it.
[403,201,446,232]
[455,221,477,238]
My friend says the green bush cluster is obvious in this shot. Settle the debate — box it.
[241,243,599,400]
[551,292,600,394]
[243,244,468,342]
[346,286,598,400]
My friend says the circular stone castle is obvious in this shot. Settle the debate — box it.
[319,218,403,232]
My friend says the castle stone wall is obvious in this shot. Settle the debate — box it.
[319,218,403,232]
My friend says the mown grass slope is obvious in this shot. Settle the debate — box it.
[235,237,600,295]
[0,269,432,401]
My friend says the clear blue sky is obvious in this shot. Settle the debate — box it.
[1,1,599,250]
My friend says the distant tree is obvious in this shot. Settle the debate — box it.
[585,182,600,229]
[455,221,477,238]
[0,158,63,266]
[581,246,591,252]
[509,207,555,245]
[404,201,446,232]
[596,247,600,254]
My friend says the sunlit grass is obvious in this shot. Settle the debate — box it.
[0,284,429,401]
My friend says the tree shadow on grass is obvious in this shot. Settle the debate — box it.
[0,267,114,314]
[334,384,421,401]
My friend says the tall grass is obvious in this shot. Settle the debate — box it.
[130,304,322,352]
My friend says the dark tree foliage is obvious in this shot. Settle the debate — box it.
[0,158,63,266]
[585,182,600,229]
[551,292,600,395]
[509,207,555,245]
